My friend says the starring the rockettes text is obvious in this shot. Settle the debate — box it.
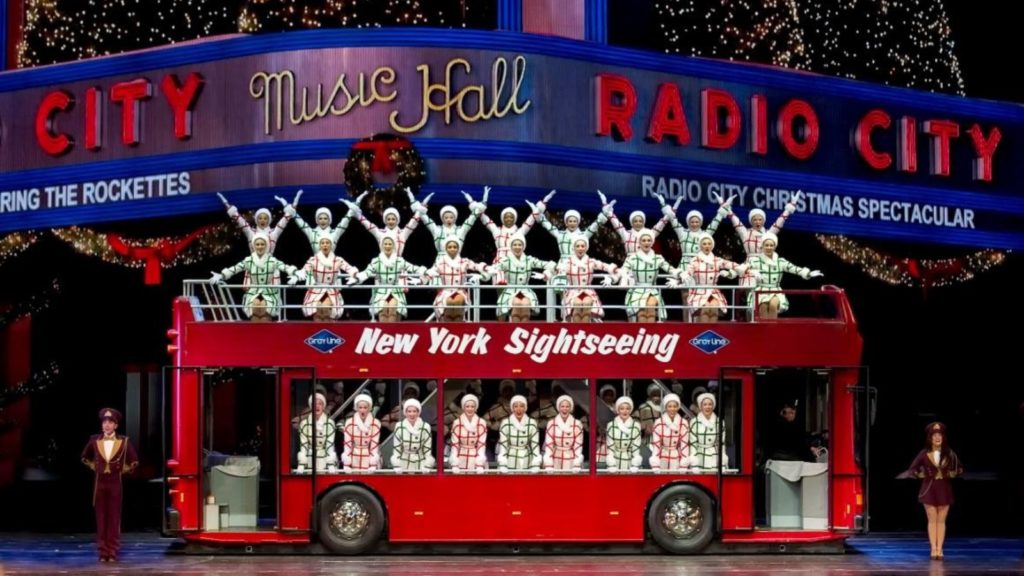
[354,326,681,363]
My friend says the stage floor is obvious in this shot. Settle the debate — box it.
[0,533,1020,575]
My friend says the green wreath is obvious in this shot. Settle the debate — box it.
[343,134,427,215]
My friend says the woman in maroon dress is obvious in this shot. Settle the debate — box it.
[907,422,962,559]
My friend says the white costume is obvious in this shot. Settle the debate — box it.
[619,228,679,321]
[734,233,821,311]
[449,394,488,472]
[423,237,489,318]
[355,239,427,319]
[487,234,555,318]
[537,209,607,262]
[297,393,338,471]
[217,234,298,317]
[381,382,421,431]
[689,392,728,470]
[224,204,291,254]
[390,399,435,471]
[650,393,690,471]
[480,205,540,262]
[680,233,746,318]
[422,203,482,253]
[727,193,802,260]
[497,395,541,471]
[605,397,642,471]
[604,204,670,254]
[294,206,352,253]
[299,241,359,319]
[557,235,618,320]
[341,394,382,471]
[543,395,584,471]
[352,205,421,256]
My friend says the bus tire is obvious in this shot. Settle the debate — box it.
[317,485,385,555]
[646,484,714,554]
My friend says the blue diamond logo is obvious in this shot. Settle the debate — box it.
[304,329,345,354]
[689,330,730,354]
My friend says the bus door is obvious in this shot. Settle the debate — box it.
[163,366,203,534]
[714,369,754,532]
[841,366,872,532]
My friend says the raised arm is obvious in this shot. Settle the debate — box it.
[769,190,804,235]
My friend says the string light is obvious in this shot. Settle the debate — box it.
[239,0,477,33]
[816,234,1008,288]
[0,362,60,409]
[50,224,238,270]
[0,278,60,331]
[0,232,40,266]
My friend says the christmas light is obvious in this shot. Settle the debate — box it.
[0,362,60,409]
[0,232,40,265]
[0,278,60,331]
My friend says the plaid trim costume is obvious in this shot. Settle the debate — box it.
[356,252,426,319]
[293,208,352,253]
[298,413,338,468]
[449,414,488,471]
[605,417,642,471]
[740,252,814,312]
[490,253,555,317]
[342,414,381,471]
[219,252,297,317]
[300,252,359,319]
[480,208,540,262]
[355,212,421,256]
[620,249,678,321]
[727,196,800,260]
[228,207,291,254]
[689,412,728,470]
[497,415,541,471]
[543,415,584,470]
[650,414,690,471]
[681,252,744,317]
[557,254,618,320]
[390,418,435,471]
[537,213,607,262]
[424,254,488,318]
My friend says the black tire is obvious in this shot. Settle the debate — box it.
[647,484,715,554]
[318,485,385,555]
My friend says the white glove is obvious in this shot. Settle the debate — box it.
[710,191,723,204]
[482,186,490,203]
[525,199,539,214]
[292,189,304,206]
[345,275,359,285]
[466,275,480,286]
[420,192,434,206]
[405,187,417,203]
[461,191,476,204]
[216,192,229,207]
[597,190,608,205]
[354,191,368,205]
[600,275,614,286]
[666,278,679,288]
[274,195,288,208]
[808,270,824,278]
[354,271,369,283]
[723,193,737,207]
[543,190,556,203]
[748,269,761,280]
[287,275,300,286]
[284,204,297,217]
[469,201,485,215]
[227,205,239,218]
[531,272,547,280]
[792,190,805,206]
[603,199,617,216]
[342,200,362,218]
[209,272,224,285]
[405,275,422,286]
[718,269,732,278]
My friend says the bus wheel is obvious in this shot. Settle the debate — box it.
[647,484,714,554]
[318,485,385,554]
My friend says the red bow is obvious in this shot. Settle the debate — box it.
[107,226,208,285]
[351,139,411,173]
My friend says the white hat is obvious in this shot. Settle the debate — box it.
[383,207,400,222]
[440,205,458,219]
[647,383,662,396]
[309,392,327,408]
[599,384,616,398]
[637,228,655,243]
[697,231,715,249]
[251,230,270,247]
[315,207,332,225]
[564,209,581,223]
[615,396,634,411]
[379,234,397,250]
[501,207,518,223]
[403,398,422,414]
[254,207,272,223]
[571,234,589,250]
[696,392,716,410]
[510,394,528,409]
[556,394,574,411]
[461,393,479,410]
[629,210,646,225]
[761,231,779,248]
[686,210,703,224]
[661,393,681,411]
[499,380,516,393]
[353,393,373,409]
[316,235,336,249]
[748,208,766,224]
[509,233,527,249]
[443,235,462,253]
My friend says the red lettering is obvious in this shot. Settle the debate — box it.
[749,94,768,155]
[110,78,153,146]
[35,90,74,156]
[775,99,819,160]
[966,124,1001,182]
[701,88,741,150]
[161,72,204,140]
[923,119,959,177]
[854,109,892,170]
[645,83,690,145]
[595,73,637,141]
[897,116,917,173]
[85,87,103,151]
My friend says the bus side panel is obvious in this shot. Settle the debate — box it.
[281,477,313,531]
[721,476,754,530]
[830,368,863,530]
[172,368,201,531]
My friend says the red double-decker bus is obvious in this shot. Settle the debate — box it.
[164,283,867,554]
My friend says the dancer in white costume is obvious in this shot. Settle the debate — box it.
[390,398,435,472]
[341,394,382,471]
[605,396,642,471]
[497,395,541,472]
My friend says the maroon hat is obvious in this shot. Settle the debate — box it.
[925,421,946,440]
[99,408,122,425]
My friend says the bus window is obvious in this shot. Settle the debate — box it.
[288,378,337,473]
[378,379,438,472]
[202,368,276,530]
